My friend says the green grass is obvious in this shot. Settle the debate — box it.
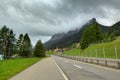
[64,49,82,56]
[0,58,41,80]
[47,51,55,54]
[64,37,120,59]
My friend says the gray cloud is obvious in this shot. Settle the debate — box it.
[0,0,120,45]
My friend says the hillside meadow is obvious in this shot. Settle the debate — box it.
[64,36,120,59]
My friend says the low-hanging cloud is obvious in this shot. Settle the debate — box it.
[0,0,120,45]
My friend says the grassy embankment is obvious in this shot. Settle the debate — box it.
[0,58,41,80]
[47,51,55,55]
[64,36,120,59]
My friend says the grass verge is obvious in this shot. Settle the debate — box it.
[64,37,120,59]
[0,58,41,80]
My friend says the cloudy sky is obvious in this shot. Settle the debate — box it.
[0,0,120,46]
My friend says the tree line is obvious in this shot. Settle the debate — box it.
[80,22,115,49]
[0,25,46,59]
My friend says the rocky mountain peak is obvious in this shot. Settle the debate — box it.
[50,33,65,41]
[87,18,97,25]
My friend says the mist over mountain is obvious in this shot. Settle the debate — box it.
[44,18,120,49]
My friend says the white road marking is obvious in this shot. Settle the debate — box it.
[52,58,69,80]
[65,61,68,62]
[71,59,120,72]
[73,65,82,69]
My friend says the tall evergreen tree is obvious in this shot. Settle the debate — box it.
[0,25,15,59]
[16,34,24,55]
[80,27,90,49]
[80,23,103,49]
[34,40,46,57]
[109,32,116,41]
[21,33,32,57]
[7,29,16,57]
[102,33,110,42]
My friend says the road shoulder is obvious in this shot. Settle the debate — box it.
[10,57,65,80]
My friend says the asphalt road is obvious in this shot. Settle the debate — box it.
[10,57,65,80]
[52,55,120,80]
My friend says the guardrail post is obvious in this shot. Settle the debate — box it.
[74,56,76,60]
[80,57,81,61]
[114,46,118,59]
[76,56,77,61]
[77,57,79,61]
[76,56,77,60]
[78,57,80,61]
[105,60,107,66]
[118,61,120,69]
[86,58,88,62]
[82,58,84,61]
[97,59,99,64]
[91,59,93,63]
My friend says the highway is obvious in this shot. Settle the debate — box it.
[52,55,120,80]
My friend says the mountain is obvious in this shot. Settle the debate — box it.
[44,18,110,49]
[109,21,120,36]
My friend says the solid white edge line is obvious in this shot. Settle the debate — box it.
[73,65,82,69]
[52,58,69,80]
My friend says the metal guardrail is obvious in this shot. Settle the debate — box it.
[56,55,120,69]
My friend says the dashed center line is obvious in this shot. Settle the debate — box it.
[73,65,82,69]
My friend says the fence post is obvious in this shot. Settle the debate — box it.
[118,61,120,69]
[95,49,98,58]
[114,46,118,59]
[82,51,84,57]
[79,52,80,57]
[85,50,86,57]
[103,48,105,58]
[90,50,92,58]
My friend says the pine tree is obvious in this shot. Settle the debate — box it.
[21,33,32,57]
[102,33,110,42]
[0,25,15,59]
[94,23,103,43]
[7,29,16,58]
[80,28,90,49]
[80,23,103,49]
[109,32,116,41]
[34,40,46,57]
[16,34,24,55]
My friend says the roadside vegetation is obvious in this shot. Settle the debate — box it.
[47,50,55,55]
[63,22,120,59]
[0,25,46,59]
[0,58,41,80]
[34,40,46,57]
[0,25,46,80]
[64,36,120,59]
[80,22,115,50]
